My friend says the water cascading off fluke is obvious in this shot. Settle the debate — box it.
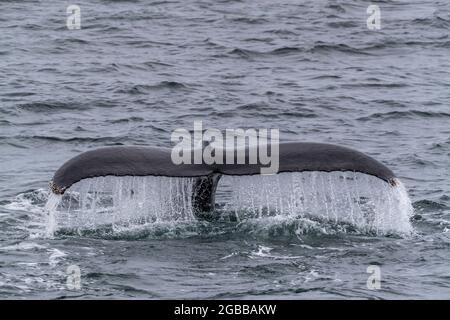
[44,142,413,235]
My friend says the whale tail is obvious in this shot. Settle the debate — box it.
[49,142,396,216]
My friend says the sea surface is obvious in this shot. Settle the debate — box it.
[0,0,450,299]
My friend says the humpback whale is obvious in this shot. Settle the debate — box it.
[50,142,396,217]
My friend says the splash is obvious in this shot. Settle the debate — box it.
[44,193,62,238]
[2,188,57,239]
[217,172,414,235]
[39,172,414,238]
[48,176,196,236]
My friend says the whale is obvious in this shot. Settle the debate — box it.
[49,142,396,217]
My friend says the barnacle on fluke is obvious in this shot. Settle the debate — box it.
[49,181,65,195]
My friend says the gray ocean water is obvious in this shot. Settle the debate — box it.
[1,0,450,299]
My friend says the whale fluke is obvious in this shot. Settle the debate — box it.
[50,146,211,194]
[50,142,396,215]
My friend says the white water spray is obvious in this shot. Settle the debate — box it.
[218,172,414,235]
[44,176,196,236]
[44,193,62,238]
[42,172,414,237]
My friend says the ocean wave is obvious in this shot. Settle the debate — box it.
[142,60,174,68]
[16,102,91,113]
[2,135,127,144]
[308,43,371,55]
[414,199,449,212]
[357,110,450,121]
[225,46,304,59]
[226,43,376,59]
[108,116,145,124]
[412,16,450,28]
[342,83,408,89]
[263,29,298,36]
[116,81,190,94]
[325,3,346,12]
[326,21,358,28]
[53,38,90,45]
[228,16,269,24]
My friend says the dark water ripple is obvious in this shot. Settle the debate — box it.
[0,0,450,299]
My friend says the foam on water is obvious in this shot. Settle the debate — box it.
[40,172,414,238]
